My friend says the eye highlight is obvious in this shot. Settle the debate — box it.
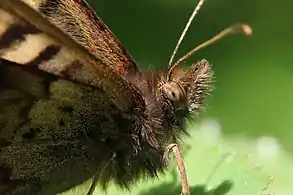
[163,81,185,101]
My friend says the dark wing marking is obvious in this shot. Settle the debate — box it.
[0,58,126,194]
[0,0,145,113]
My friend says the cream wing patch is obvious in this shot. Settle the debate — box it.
[2,33,53,64]
[0,4,75,72]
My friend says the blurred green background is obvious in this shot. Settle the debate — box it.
[72,0,292,194]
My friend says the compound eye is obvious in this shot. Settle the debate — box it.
[163,81,185,101]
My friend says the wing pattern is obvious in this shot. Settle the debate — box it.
[0,0,145,112]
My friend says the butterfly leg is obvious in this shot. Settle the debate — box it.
[164,144,190,195]
[86,152,116,195]
[86,173,99,195]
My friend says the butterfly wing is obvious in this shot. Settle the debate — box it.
[0,58,121,194]
[23,0,139,77]
[0,1,147,194]
[0,0,145,113]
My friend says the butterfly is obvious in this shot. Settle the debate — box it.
[0,0,251,194]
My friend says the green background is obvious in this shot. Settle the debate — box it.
[70,0,292,194]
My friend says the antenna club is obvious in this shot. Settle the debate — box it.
[233,24,253,36]
[241,24,253,36]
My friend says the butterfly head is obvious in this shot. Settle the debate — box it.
[159,23,251,118]
[161,59,213,117]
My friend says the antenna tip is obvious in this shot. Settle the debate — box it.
[230,24,253,36]
[240,24,253,36]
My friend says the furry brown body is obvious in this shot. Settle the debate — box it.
[0,0,213,194]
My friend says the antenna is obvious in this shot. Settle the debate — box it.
[167,24,252,80]
[175,24,252,67]
[168,0,206,68]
